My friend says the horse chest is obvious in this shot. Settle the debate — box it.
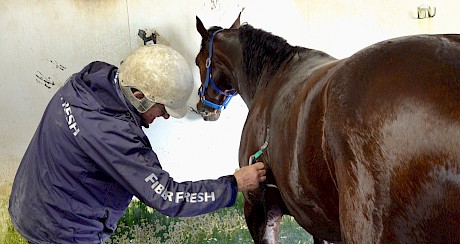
[240,89,338,232]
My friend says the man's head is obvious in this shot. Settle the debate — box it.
[119,44,193,121]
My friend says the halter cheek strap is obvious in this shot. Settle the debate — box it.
[199,29,237,110]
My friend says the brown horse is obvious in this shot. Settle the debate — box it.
[194,13,460,243]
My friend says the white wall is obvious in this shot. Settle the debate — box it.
[1,0,458,183]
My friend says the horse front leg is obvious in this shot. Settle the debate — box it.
[243,188,269,243]
[243,187,284,244]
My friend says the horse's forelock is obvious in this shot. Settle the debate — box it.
[209,26,223,32]
[200,26,224,50]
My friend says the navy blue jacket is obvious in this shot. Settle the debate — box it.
[9,61,237,243]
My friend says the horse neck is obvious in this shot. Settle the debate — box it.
[233,71,255,108]
[239,47,338,110]
[236,72,271,108]
[221,27,336,108]
[232,51,296,108]
[214,36,257,108]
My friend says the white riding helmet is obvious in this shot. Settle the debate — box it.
[119,44,193,118]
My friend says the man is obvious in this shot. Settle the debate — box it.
[9,44,266,243]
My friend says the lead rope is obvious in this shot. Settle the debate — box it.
[248,128,278,189]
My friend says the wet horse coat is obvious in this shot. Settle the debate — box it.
[195,15,460,243]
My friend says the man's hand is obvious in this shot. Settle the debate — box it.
[234,162,267,191]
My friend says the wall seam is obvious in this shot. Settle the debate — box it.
[126,0,132,50]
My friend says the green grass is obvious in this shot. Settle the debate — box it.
[108,193,313,243]
[107,193,254,244]
[0,183,27,244]
[1,184,312,244]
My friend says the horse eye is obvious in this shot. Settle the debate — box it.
[195,58,200,67]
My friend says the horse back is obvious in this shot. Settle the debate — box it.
[324,34,460,242]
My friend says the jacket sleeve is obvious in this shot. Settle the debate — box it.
[74,111,238,217]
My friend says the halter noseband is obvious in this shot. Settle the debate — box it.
[198,29,237,111]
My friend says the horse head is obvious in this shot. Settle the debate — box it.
[194,14,242,121]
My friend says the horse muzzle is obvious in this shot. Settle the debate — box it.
[194,102,222,121]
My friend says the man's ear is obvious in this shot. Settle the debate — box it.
[133,90,145,99]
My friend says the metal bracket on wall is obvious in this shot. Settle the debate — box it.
[138,29,157,45]
[417,5,436,19]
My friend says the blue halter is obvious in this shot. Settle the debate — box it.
[198,29,237,110]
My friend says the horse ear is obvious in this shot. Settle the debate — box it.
[230,9,244,29]
[196,16,208,39]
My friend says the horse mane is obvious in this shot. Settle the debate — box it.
[238,24,299,83]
